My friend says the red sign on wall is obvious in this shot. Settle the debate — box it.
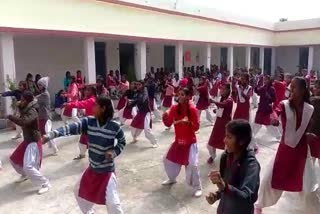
[184,51,191,62]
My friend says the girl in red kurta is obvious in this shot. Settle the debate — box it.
[116,75,130,111]
[207,84,233,164]
[196,76,214,124]
[162,88,202,197]
[209,77,220,99]
[118,83,137,125]
[252,76,279,151]
[64,86,96,160]
[64,76,79,102]
[272,74,287,110]
[233,73,252,121]
[255,77,318,213]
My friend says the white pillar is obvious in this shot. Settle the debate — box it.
[227,46,234,76]
[0,34,16,115]
[84,37,96,84]
[175,42,183,78]
[106,41,120,72]
[135,41,147,80]
[308,46,314,73]
[204,44,211,69]
[245,47,251,69]
[259,47,265,73]
[271,47,276,77]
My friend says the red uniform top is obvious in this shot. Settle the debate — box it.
[210,79,220,97]
[65,96,96,116]
[273,80,287,109]
[66,82,79,102]
[208,97,234,149]
[106,75,116,88]
[163,102,199,146]
[163,102,200,165]
[196,82,210,110]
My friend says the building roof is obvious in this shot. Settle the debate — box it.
[115,0,320,31]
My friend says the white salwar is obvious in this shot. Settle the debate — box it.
[131,112,157,145]
[207,144,217,160]
[152,99,162,121]
[61,108,81,124]
[10,142,49,188]
[45,120,58,154]
[197,109,214,123]
[74,173,123,214]
[118,107,137,125]
[256,149,318,210]
[163,143,202,191]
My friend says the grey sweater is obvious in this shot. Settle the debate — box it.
[36,90,51,120]
[216,149,260,214]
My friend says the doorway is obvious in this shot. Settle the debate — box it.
[119,43,135,81]
[220,47,227,70]
[299,47,309,70]
[264,48,272,75]
[164,45,175,71]
[95,42,106,79]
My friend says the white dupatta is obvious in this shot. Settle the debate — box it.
[237,85,251,103]
[283,100,314,148]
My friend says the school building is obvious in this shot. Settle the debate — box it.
[1,0,320,114]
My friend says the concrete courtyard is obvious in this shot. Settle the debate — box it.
[0,109,319,214]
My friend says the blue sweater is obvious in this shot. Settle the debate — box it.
[48,117,126,173]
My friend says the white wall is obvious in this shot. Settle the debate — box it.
[184,45,206,67]
[146,43,164,71]
[276,47,300,74]
[14,36,84,103]
[211,46,221,66]
[233,47,246,68]
[106,41,120,72]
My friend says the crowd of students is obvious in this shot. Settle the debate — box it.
[1,64,320,213]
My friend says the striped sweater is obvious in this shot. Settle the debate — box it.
[47,117,126,173]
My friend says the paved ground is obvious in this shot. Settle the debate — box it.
[0,109,319,214]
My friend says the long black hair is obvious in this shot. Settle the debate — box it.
[177,87,191,119]
[291,77,310,104]
[96,96,114,122]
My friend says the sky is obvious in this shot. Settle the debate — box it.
[183,0,320,22]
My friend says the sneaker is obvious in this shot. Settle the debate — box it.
[162,179,177,186]
[152,143,159,148]
[207,157,214,164]
[15,176,28,183]
[193,190,202,197]
[38,184,51,195]
[73,154,85,160]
